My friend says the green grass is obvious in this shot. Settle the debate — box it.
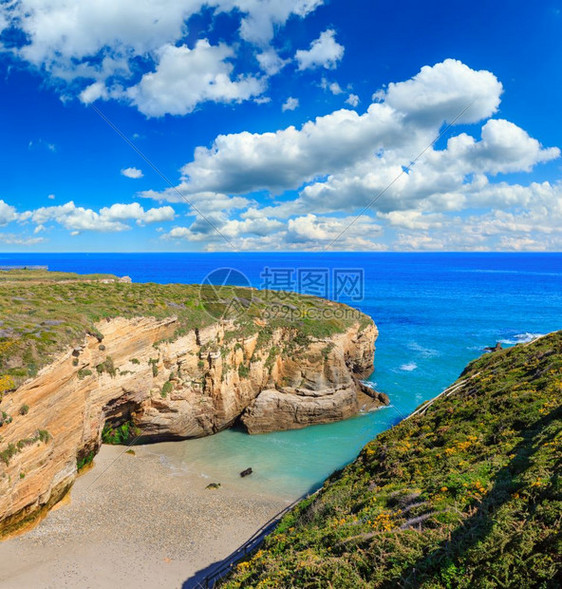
[0,269,370,393]
[161,380,173,398]
[76,450,95,471]
[0,430,51,465]
[223,332,562,588]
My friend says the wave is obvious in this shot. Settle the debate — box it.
[360,380,377,390]
[408,341,440,358]
[499,332,545,345]
[399,362,418,372]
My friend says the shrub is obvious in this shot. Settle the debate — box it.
[19,404,29,416]
[161,381,173,398]
[0,443,17,465]
[0,374,15,397]
[76,450,95,471]
[96,357,116,377]
[77,368,92,380]
[148,358,159,377]
[102,421,140,445]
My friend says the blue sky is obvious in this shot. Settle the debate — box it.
[0,0,561,251]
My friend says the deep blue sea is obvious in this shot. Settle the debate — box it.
[2,252,561,499]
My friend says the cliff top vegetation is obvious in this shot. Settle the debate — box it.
[0,269,372,393]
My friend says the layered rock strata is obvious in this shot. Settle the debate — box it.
[0,315,383,536]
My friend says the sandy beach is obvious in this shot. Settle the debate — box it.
[0,445,290,589]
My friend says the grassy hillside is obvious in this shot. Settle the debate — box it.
[224,333,562,588]
[0,269,370,395]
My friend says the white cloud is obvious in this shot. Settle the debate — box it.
[236,0,324,45]
[0,233,45,246]
[329,81,343,95]
[31,202,130,233]
[320,79,343,94]
[148,60,555,215]
[121,167,144,179]
[296,29,344,71]
[445,119,560,174]
[79,81,109,104]
[0,200,20,226]
[162,212,382,250]
[346,93,359,107]
[383,58,503,124]
[256,49,289,75]
[140,206,176,224]
[282,97,299,111]
[141,59,561,251]
[170,104,403,196]
[286,213,380,245]
[47,194,56,200]
[29,201,175,233]
[1,0,325,115]
[127,41,265,117]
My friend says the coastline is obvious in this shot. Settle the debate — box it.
[0,444,290,589]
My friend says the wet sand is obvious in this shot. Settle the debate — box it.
[0,445,289,589]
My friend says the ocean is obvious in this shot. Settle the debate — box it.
[2,252,561,500]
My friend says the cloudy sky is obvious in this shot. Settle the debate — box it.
[0,0,561,251]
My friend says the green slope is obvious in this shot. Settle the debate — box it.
[0,269,370,395]
[224,332,562,588]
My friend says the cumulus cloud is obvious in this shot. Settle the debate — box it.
[121,167,144,179]
[383,59,503,125]
[0,200,20,226]
[328,81,343,94]
[282,97,299,111]
[170,104,404,196]
[256,49,289,75]
[146,61,508,200]
[0,233,45,246]
[142,59,561,251]
[286,213,380,245]
[445,119,560,174]
[162,212,382,250]
[235,0,324,45]
[127,41,265,117]
[29,201,175,233]
[0,0,325,115]
[79,81,109,104]
[296,29,344,71]
[346,93,359,107]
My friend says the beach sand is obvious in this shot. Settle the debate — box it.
[0,445,289,589]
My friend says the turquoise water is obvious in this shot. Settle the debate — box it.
[2,253,561,499]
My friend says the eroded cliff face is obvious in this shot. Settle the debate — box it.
[0,315,382,537]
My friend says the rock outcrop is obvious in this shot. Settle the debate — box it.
[0,314,382,537]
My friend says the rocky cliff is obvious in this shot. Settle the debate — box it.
[0,307,383,537]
